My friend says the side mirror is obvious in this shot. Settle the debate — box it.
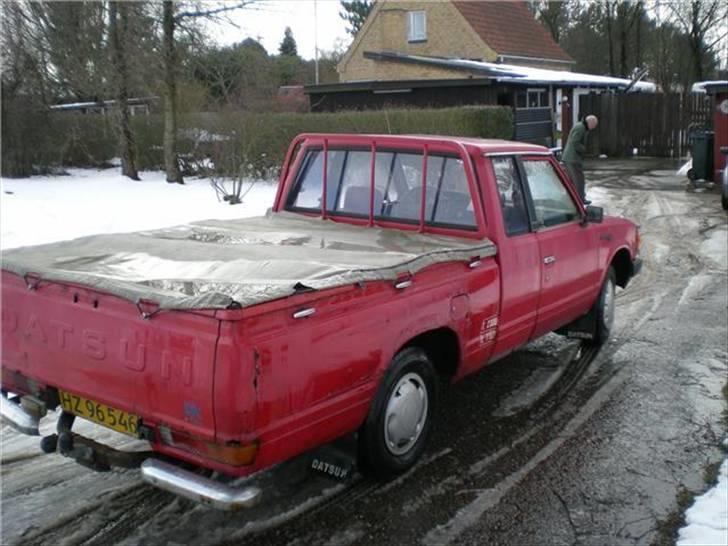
[585,205,604,224]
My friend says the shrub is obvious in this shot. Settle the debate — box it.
[2,105,513,178]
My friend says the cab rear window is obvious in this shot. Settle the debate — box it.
[286,148,477,230]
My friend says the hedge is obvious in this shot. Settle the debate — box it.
[2,105,513,178]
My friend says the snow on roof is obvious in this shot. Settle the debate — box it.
[365,52,656,92]
[691,80,728,94]
[456,59,656,92]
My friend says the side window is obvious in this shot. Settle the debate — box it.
[522,160,579,227]
[430,156,476,227]
[385,153,476,228]
[288,149,346,211]
[492,157,530,236]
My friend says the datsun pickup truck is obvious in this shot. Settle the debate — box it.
[1,134,641,510]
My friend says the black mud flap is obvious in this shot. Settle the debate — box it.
[556,308,596,340]
[308,445,356,482]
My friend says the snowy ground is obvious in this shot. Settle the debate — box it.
[678,453,728,546]
[1,163,726,545]
[1,168,278,250]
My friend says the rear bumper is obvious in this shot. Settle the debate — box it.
[141,459,262,511]
[1,392,40,436]
[3,390,262,511]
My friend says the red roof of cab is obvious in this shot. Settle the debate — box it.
[297,133,549,155]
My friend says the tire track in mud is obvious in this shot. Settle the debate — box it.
[14,482,171,546]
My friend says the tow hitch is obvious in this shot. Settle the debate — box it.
[41,411,154,472]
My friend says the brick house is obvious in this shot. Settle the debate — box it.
[307,1,654,146]
[337,0,574,83]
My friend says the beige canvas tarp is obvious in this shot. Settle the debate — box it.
[2,211,497,311]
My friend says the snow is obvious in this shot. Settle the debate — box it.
[699,226,728,271]
[677,159,692,177]
[677,457,728,546]
[678,273,713,306]
[691,80,728,94]
[397,53,656,92]
[1,168,278,250]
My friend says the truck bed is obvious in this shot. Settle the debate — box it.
[3,211,497,311]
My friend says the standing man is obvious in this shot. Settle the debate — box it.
[562,114,598,203]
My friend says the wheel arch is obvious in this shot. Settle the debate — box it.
[398,327,461,378]
[609,246,634,288]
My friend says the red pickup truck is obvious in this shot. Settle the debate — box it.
[1,134,641,510]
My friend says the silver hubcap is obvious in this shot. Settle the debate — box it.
[603,277,615,331]
[384,372,429,456]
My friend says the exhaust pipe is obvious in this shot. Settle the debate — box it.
[1,393,40,436]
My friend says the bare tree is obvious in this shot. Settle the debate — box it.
[617,1,643,77]
[529,0,574,43]
[160,1,253,185]
[109,1,139,180]
[669,0,728,82]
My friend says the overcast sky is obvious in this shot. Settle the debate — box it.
[211,0,353,59]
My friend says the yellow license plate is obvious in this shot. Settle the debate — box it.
[58,390,140,437]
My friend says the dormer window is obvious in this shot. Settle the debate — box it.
[407,11,427,42]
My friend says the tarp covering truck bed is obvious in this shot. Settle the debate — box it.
[3,211,497,310]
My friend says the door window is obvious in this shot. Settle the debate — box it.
[522,160,579,227]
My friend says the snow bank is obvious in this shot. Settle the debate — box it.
[677,457,728,546]
[1,168,277,250]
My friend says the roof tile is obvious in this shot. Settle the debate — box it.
[452,1,573,63]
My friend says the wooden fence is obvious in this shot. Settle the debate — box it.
[579,93,712,158]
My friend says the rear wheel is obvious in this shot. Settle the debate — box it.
[594,267,616,345]
[359,347,435,479]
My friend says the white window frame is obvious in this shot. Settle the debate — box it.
[527,88,549,108]
[407,11,427,42]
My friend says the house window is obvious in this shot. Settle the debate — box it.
[516,89,550,109]
[407,11,427,42]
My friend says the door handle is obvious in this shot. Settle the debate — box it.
[292,308,316,319]
[543,255,556,265]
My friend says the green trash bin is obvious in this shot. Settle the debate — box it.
[688,129,714,182]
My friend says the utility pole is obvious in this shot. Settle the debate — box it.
[314,0,320,84]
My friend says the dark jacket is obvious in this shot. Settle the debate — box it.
[562,121,588,165]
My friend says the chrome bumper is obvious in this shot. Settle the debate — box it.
[141,459,262,511]
[1,392,40,436]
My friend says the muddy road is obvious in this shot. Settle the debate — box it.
[2,158,726,545]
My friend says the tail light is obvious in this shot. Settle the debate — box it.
[158,426,259,466]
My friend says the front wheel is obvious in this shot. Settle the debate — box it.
[359,347,436,479]
[594,267,616,345]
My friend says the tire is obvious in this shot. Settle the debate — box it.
[594,267,616,345]
[359,347,436,479]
